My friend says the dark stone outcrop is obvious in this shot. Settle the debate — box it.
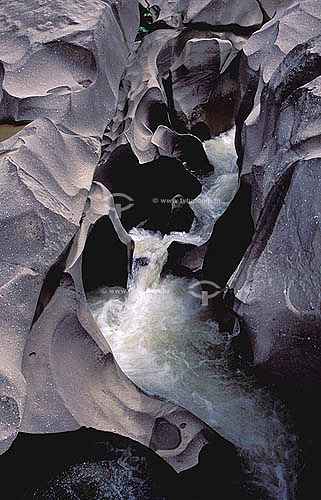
[0,0,140,453]
[139,0,263,29]
[231,3,321,391]
[204,1,321,418]
[178,436,248,500]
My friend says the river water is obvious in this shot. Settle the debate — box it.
[88,129,299,499]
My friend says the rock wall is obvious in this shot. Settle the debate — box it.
[2,0,321,489]
[223,1,321,400]
[139,0,290,28]
[0,0,211,470]
[100,3,252,171]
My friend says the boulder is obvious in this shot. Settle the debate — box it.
[203,179,254,289]
[21,245,210,472]
[156,29,239,131]
[0,118,92,453]
[100,29,177,165]
[236,0,321,174]
[210,2,321,403]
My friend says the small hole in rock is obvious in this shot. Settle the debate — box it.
[79,79,92,88]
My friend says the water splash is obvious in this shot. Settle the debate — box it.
[88,128,299,499]
[32,442,167,500]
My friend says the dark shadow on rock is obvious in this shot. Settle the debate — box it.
[95,144,201,233]
[190,121,211,141]
[177,431,252,500]
[206,54,241,136]
[203,178,254,289]
[167,196,195,233]
[162,242,197,280]
[32,243,71,323]
[82,215,128,292]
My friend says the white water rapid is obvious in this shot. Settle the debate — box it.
[88,129,299,499]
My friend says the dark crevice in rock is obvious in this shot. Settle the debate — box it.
[147,101,171,133]
[82,215,128,292]
[203,179,255,290]
[190,121,211,141]
[183,21,262,37]
[95,143,201,233]
[162,71,188,134]
[137,4,171,40]
[206,53,241,136]
[178,431,250,500]
[235,70,260,170]
[32,241,73,324]
[256,0,271,24]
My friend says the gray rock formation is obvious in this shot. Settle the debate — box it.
[139,0,290,28]
[228,1,321,389]
[2,0,320,489]
[0,0,211,470]
[139,0,262,28]
[101,22,246,171]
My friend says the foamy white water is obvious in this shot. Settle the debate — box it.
[88,129,298,499]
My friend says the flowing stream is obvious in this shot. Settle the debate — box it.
[88,129,299,499]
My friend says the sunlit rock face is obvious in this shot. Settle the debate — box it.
[228,2,321,398]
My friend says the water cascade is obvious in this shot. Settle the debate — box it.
[88,129,299,499]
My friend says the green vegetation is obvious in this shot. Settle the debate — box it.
[137,5,153,39]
